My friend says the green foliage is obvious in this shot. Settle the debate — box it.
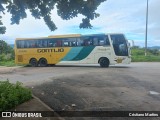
[0,60,15,67]
[0,80,32,111]
[148,49,159,56]
[131,47,160,62]
[0,40,14,54]
[0,0,106,33]
[0,40,15,61]
[0,16,6,34]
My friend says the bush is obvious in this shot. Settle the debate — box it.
[0,40,15,61]
[0,60,15,67]
[0,53,14,61]
[0,80,32,111]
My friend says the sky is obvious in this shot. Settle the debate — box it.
[0,0,160,47]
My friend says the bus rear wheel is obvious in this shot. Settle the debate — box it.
[29,58,38,67]
[39,58,48,67]
[99,58,109,68]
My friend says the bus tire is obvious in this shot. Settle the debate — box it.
[39,58,48,67]
[29,58,38,67]
[99,58,109,68]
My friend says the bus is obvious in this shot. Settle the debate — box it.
[14,33,131,67]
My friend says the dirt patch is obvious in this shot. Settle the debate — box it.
[0,67,17,74]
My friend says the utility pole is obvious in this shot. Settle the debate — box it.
[145,0,149,56]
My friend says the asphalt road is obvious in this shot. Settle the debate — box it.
[0,63,160,120]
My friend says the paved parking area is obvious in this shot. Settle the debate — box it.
[0,63,160,119]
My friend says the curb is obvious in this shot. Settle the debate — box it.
[32,94,65,120]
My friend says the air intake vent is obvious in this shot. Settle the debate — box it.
[18,55,23,62]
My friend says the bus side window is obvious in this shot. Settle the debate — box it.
[81,37,92,46]
[84,40,88,46]
[19,41,25,48]
[76,38,81,46]
[56,40,62,47]
[71,41,76,46]
[48,39,56,47]
[98,37,106,46]
[62,39,69,47]
[93,38,99,46]
[38,40,43,48]
[62,38,77,47]
[31,40,36,48]
[99,40,104,46]
[41,40,48,48]
[16,41,20,48]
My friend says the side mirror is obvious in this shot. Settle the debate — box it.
[127,40,134,48]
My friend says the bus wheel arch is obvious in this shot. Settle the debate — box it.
[98,57,110,68]
[39,58,48,67]
[29,58,38,67]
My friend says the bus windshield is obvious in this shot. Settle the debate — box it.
[110,34,128,56]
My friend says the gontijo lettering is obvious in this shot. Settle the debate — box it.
[37,48,64,53]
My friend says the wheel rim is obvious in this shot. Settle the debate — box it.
[30,59,37,67]
[100,59,109,67]
[39,59,47,67]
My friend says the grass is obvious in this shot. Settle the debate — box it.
[132,55,160,62]
[0,60,16,67]
[131,48,160,62]
[0,80,32,111]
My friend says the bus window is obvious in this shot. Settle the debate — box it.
[62,38,77,47]
[63,40,69,47]
[17,40,25,48]
[56,40,62,47]
[98,36,106,46]
[81,37,92,46]
[110,34,128,56]
[29,40,36,48]
[92,36,109,46]
[76,38,82,46]
[42,40,48,48]
[37,40,43,48]
[93,38,99,46]
[99,39,105,45]
[16,41,20,48]
[48,39,56,47]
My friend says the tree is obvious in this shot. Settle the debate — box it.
[0,40,13,54]
[0,40,14,61]
[0,0,107,34]
[0,16,6,34]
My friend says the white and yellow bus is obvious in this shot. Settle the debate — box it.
[15,33,131,67]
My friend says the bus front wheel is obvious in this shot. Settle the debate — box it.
[99,58,109,68]
[29,58,38,67]
[39,58,48,67]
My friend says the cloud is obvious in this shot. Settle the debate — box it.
[91,0,160,47]
[1,0,160,47]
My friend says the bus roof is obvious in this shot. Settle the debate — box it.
[48,34,81,38]
[16,37,49,40]
[82,33,105,37]
[15,33,125,40]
